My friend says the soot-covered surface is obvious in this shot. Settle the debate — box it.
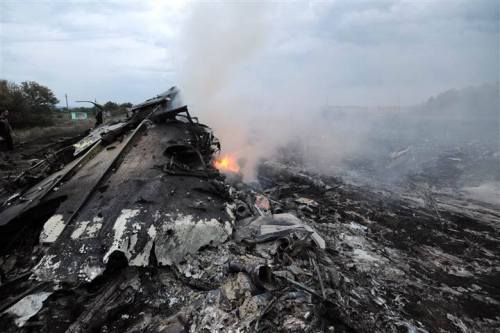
[1,158,498,332]
[0,87,498,332]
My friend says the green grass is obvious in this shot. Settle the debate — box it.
[14,120,93,144]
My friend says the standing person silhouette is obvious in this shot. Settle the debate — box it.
[0,109,14,151]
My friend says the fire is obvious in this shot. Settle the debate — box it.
[214,154,240,173]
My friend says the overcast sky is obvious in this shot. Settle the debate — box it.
[0,0,498,106]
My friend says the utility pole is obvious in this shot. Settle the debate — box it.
[65,94,69,110]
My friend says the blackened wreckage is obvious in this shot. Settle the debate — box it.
[0,88,499,332]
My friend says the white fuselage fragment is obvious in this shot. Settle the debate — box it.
[155,214,233,266]
[39,214,66,244]
[103,209,140,263]
[4,292,52,327]
[70,216,103,239]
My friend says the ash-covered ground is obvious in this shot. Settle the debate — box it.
[0,139,499,332]
[0,84,499,332]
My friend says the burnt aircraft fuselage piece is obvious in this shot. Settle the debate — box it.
[0,87,231,284]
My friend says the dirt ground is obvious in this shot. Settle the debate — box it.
[0,122,92,192]
[0,119,499,332]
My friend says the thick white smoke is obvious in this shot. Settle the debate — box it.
[175,3,270,177]
[175,3,360,179]
[174,2,499,190]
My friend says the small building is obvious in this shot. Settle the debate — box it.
[70,111,89,120]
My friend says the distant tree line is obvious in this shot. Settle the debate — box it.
[0,79,133,128]
[0,80,59,128]
[101,101,133,117]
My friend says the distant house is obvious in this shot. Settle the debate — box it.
[70,111,88,120]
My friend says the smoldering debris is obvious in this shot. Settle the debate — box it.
[0,88,499,333]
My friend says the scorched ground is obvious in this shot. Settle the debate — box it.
[0,88,499,332]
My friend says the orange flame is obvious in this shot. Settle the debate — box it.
[214,154,240,173]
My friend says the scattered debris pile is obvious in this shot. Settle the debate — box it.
[1,88,499,332]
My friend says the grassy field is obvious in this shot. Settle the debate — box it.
[13,120,93,144]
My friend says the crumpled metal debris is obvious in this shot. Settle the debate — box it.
[155,215,232,266]
[254,194,271,215]
[1,88,499,333]
[234,213,326,249]
[3,292,52,327]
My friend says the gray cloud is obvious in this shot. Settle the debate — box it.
[0,0,497,107]
[0,1,183,104]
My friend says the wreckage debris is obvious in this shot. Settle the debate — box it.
[155,215,232,266]
[0,87,499,332]
[234,213,326,249]
[4,291,53,327]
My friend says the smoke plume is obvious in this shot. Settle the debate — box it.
[175,2,499,191]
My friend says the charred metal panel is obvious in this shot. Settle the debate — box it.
[130,86,178,111]
[38,121,147,245]
[34,121,231,284]
[72,122,126,156]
